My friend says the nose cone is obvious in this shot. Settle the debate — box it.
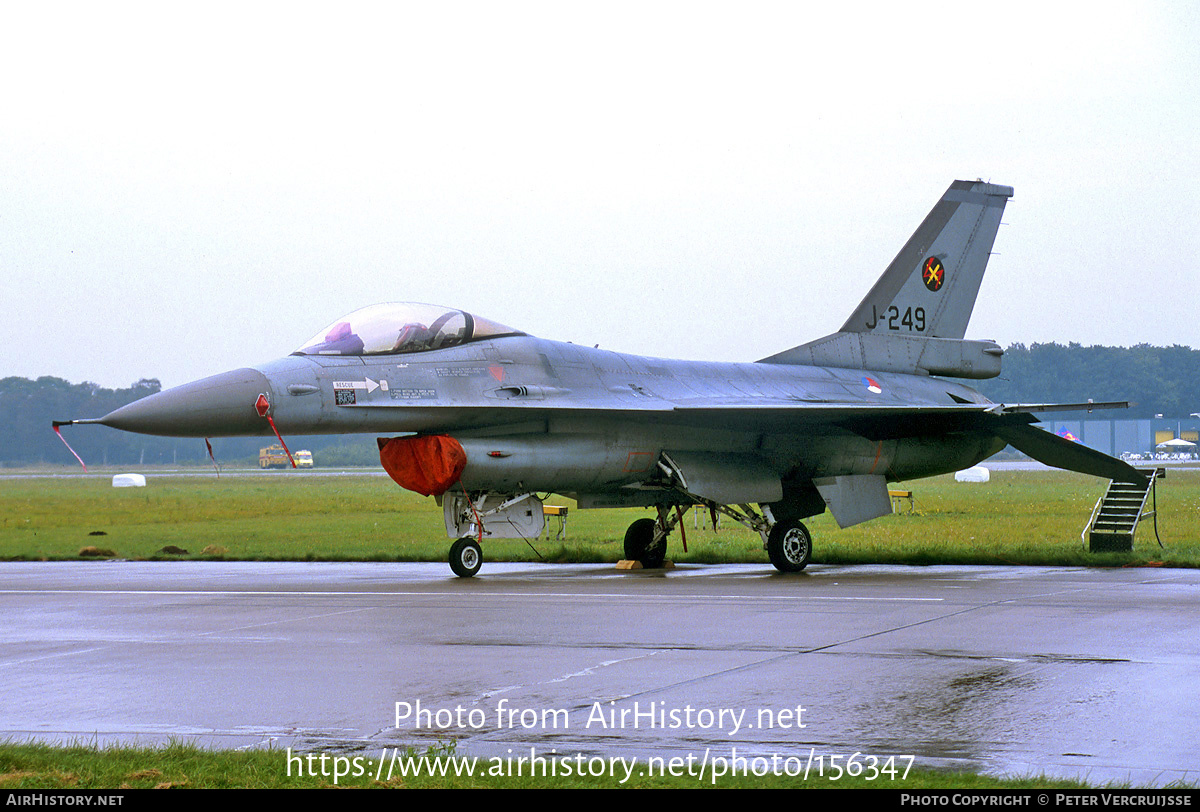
[99,368,274,437]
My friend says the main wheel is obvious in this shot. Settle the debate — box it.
[767,520,811,572]
[449,537,482,578]
[623,518,665,568]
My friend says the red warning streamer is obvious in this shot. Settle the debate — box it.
[204,438,221,477]
[265,415,296,468]
[255,394,295,468]
[53,425,88,473]
[675,504,688,553]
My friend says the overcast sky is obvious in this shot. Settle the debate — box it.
[4,2,1198,389]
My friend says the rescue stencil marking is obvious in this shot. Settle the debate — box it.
[333,378,389,393]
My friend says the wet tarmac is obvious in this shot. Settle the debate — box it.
[1,560,1197,786]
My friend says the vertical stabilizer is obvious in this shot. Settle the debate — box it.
[840,179,1012,340]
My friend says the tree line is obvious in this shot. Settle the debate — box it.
[973,343,1200,419]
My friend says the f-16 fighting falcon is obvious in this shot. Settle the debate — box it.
[57,180,1140,577]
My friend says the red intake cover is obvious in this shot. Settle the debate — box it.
[377,435,467,497]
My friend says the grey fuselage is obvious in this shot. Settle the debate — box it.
[100,333,1004,503]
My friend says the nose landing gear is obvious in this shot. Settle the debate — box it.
[449,537,482,578]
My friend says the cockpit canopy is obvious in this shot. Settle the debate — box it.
[293,303,525,357]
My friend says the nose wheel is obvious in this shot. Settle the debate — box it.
[449,537,482,578]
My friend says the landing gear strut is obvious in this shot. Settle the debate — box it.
[701,502,814,574]
[621,500,816,573]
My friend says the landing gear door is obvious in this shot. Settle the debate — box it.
[444,492,545,539]
[662,451,782,505]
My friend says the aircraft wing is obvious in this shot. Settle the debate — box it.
[669,401,1000,437]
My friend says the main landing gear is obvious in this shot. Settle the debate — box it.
[766,519,812,572]
[622,503,812,573]
[622,504,690,568]
[623,515,668,568]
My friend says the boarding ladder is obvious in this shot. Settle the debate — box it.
[1083,467,1164,552]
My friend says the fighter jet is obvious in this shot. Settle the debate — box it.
[57,180,1141,577]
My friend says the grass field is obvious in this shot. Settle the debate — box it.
[3,466,1197,789]
[1,466,1197,567]
[0,740,1119,790]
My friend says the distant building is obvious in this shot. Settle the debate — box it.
[1032,417,1200,457]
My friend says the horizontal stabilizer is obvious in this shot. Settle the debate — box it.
[1001,401,1131,415]
[994,422,1145,483]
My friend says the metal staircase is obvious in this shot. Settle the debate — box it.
[1084,467,1163,552]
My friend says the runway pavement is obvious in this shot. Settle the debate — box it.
[1,560,1197,786]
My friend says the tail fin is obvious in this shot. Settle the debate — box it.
[842,179,1013,340]
[760,180,1013,378]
